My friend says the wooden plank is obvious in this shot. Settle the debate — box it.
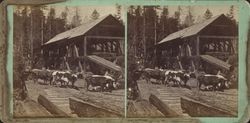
[63,56,70,71]
[74,45,83,73]
[199,35,238,39]
[176,56,183,70]
[149,94,181,117]
[187,44,196,70]
[180,97,236,117]
[37,95,69,117]
[85,36,124,40]
[200,55,231,71]
[69,97,122,117]
[196,36,200,55]
[86,55,121,72]
[83,37,87,73]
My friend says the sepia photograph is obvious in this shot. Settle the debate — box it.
[127,5,238,117]
[13,5,125,118]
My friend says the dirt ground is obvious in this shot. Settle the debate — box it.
[15,78,125,117]
[127,79,238,117]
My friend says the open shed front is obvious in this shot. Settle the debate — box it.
[156,14,238,74]
[42,15,125,74]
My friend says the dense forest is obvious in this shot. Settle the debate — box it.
[127,5,237,67]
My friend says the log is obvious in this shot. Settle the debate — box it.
[127,100,164,118]
[74,45,83,73]
[180,97,236,117]
[149,94,181,117]
[69,97,122,117]
[37,94,69,117]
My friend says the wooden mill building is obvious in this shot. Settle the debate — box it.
[156,14,238,74]
[42,14,124,74]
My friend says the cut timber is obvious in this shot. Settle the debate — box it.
[63,56,70,71]
[74,45,83,73]
[181,97,235,117]
[187,44,195,70]
[86,55,121,72]
[69,97,122,117]
[149,94,181,117]
[71,90,124,117]
[200,55,232,71]
[37,94,69,117]
[176,56,183,70]
[127,100,164,118]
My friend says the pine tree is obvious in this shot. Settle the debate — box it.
[71,7,82,28]
[90,9,100,20]
[61,7,68,26]
[159,6,169,40]
[183,6,195,28]
[127,5,136,56]
[46,7,56,40]
[114,4,122,21]
[174,6,182,29]
[226,5,234,20]
[203,8,213,20]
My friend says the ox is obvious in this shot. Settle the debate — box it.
[51,71,78,87]
[85,75,115,92]
[197,74,228,91]
[164,70,196,88]
[31,69,53,85]
[142,68,165,84]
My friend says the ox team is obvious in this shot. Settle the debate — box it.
[139,68,231,91]
[26,68,119,92]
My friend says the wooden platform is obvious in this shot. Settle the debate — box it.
[156,87,190,117]
[72,89,125,117]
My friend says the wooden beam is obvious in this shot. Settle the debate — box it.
[199,35,238,39]
[63,57,70,71]
[187,44,195,71]
[177,56,183,70]
[38,95,69,117]
[196,36,200,55]
[229,39,235,54]
[181,97,236,117]
[84,37,87,73]
[149,94,181,117]
[74,45,83,73]
[85,36,124,40]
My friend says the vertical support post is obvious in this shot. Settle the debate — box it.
[64,57,70,70]
[143,6,146,65]
[195,36,200,71]
[83,37,87,73]
[187,44,195,71]
[230,39,235,54]
[65,46,70,70]
[196,36,200,56]
[74,45,83,73]
[176,56,183,70]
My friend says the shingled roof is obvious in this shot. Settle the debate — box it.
[157,14,225,45]
[44,14,114,45]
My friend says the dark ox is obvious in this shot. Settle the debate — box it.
[142,68,165,84]
[197,74,228,91]
[31,69,53,84]
[85,75,114,92]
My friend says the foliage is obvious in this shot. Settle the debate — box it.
[91,9,100,20]
[114,4,122,22]
[203,8,213,20]
[183,6,195,28]
[71,7,82,28]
